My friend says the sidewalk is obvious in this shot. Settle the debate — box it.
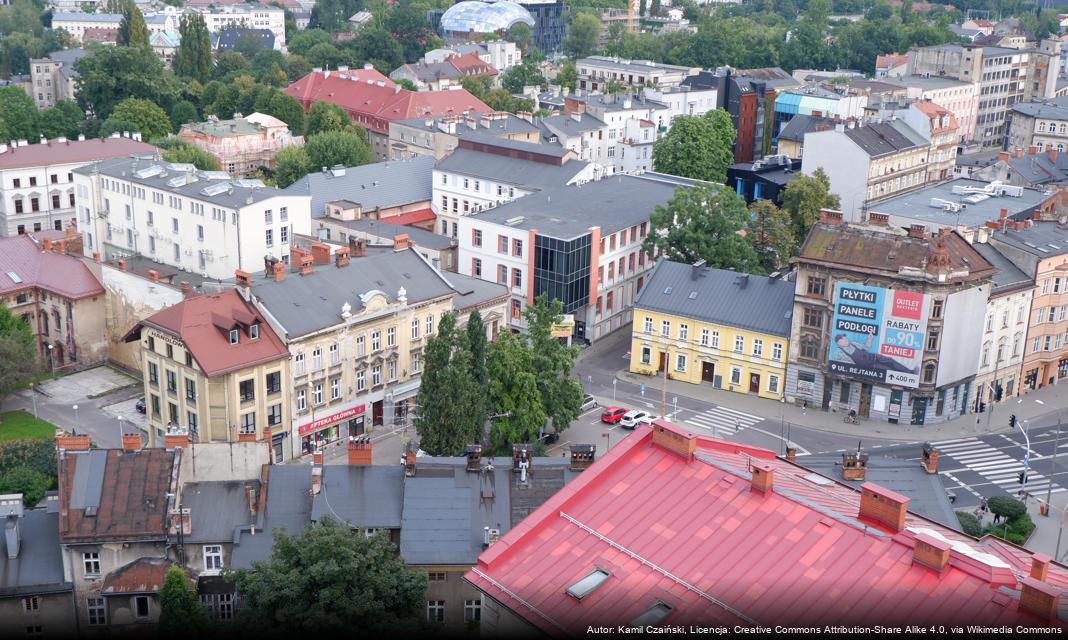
[614,369,1068,443]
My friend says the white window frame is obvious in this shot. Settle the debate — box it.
[203,545,223,573]
[86,597,106,626]
[83,552,100,576]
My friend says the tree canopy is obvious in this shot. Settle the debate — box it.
[158,565,208,636]
[653,110,736,183]
[0,303,40,406]
[174,13,213,83]
[780,167,841,241]
[106,97,171,141]
[414,313,484,456]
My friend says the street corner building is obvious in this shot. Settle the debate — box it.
[786,212,997,426]
[629,259,795,401]
[464,419,1068,633]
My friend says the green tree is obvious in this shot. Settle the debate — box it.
[158,565,208,635]
[348,27,405,72]
[212,51,251,81]
[653,109,735,182]
[414,313,485,455]
[304,129,370,170]
[286,54,312,81]
[162,144,219,171]
[305,100,353,137]
[650,0,661,15]
[107,97,171,141]
[118,3,149,47]
[74,45,178,119]
[523,294,583,434]
[643,185,763,273]
[256,90,305,134]
[231,517,426,634]
[466,311,488,387]
[169,100,199,131]
[0,86,39,141]
[564,12,601,58]
[500,58,546,93]
[639,0,647,15]
[779,167,840,241]
[507,22,530,52]
[174,14,212,83]
[309,0,345,33]
[287,28,333,57]
[747,199,795,271]
[384,6,441,63]
[956,511,981,537]
[555,59,577,92]
[486,332,545,448]
[0,304,39,408]
[988,496,1027,521]
[273,146,310,188]
[0,466,51,507]
[37,101,85,139]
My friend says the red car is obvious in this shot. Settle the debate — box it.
[601,407,627,424]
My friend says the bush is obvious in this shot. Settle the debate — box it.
[0,438,57,478]
[987,495,1027,521]
[956,510,981,537]
[0,466,53,507]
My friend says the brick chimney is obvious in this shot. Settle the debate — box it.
[238,430,256,443]
[1015,220,1023,231]
[907,224,927,239]
[92,251,101,263]
[271,261,285,282]
[868,212,889,226]
[42,238,52,251]
[1015,148,1024,159]
[310,242,331,265]
[289,247,309,269]
[169,507,192,536]
[1048,148,1059,163]
[246,484,259,516]
[55,433,91,451]
[347,435,372,465]
[785,446,797,462]
[1020,577,1060,620]
[569,444,595,471]
[394,234,411,250]
[1000,207,1009,220]
[842,450,868,481]
[121,433,142,451]
[998,150,1010,162]
[180,281,192,297]
[751,461,774,493]
[819,209,844,225]
[298,252,313,277]
[404,444,417,477]
[651,420,697,460]
[235,270,251,287]
[1031,553,1051,581]
[164,430,189,450]
[859,482,909,532]
[334,247,350,268]
[466,444,482,472]
[1029,145,1038,155]
[148,269,159,282]
[349,237,367,257]
[922,443,939,473]
[912,532,951,571]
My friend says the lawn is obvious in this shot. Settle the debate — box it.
[0,410,57,441]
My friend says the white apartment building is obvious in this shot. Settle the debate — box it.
[191,4,286,50]
[580,93,671,165]
[641,85,718,128]
[895,75,980,142]
[538,112,609,168]
[0,135,157,237]
[576,56,699,91]
[74,155,310,279]
[52,11,175,42]
[432,138,599,239]
[428,40,522,73]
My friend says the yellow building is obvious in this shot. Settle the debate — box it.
[629,260,795,400]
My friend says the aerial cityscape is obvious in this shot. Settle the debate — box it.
[3,0,1068,635]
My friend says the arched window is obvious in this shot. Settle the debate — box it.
[923,362,937,384]
[981,341,991,367]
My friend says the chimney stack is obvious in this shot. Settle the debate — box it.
[246,484,259,516]
[785,446,797,462]
[1048,148,1059,163]
[347,435,372,465]
[818,209,844,225]
[842,449,868,481]
[751,461,775,493]
[55,432,91,451]
[179,281,192,297]
[42,238,52,251]
[235,270,251,287]
[310,242,331,265]
[1015,148,1024,159]
[859,483,909,532]
[1031,553,1051,582]
[311,466,323,495]
[921,443,939,474]
[907,224,927,239]
[651,420,697,459]
[868,212,889,226]
[168,507,192,536]
[466,444,482,472]
[121,433,142,451]
[569,444,595,471]
[164,429,190,450]
[998,151,1010,163]
[393,234,411,251]
[1020,577,1060,620]
[312,449,324,465]
[1000,207,1009,220]
[272,261,285,282]
[148,269,159,282]
[404,443,417,477]
[912,532,951,571]
[334,247,350,268]
[117,259,126,271]
[1029,145,1038,155]
[92,251,101,263]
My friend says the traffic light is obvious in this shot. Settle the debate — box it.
[1009,414,1017,429]
[1019,470,1029,485]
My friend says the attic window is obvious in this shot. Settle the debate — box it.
[250,323,260,340]
[663,286,673,295]
[629,601,672,627]
[688,291,697,300]
[229,329,239,345]
[566,568,610,600]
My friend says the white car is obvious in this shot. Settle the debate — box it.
[620,410,658,429]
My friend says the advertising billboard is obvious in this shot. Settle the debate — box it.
[827,282,930,388]
[935,285,989,387]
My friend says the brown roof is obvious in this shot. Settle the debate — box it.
[0,136,156,170]
[137,289,288,377]
[59,449,176,544]
[797,222,996,283]
[0,234,104,299]
[102,558,188,595]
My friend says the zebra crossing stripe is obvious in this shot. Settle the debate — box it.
[932,437,978,445]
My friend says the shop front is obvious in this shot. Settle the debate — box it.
[297,401,366,456]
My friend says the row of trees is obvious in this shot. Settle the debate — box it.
[415,301,584,455]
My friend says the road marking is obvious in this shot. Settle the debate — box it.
[684,406,762,436]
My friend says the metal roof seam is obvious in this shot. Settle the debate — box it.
[469,567,568,633]
[558,511,758,625]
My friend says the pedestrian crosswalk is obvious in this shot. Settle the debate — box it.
[931,437,1066,497]
[684,405,763,436]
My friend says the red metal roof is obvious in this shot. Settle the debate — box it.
[0,136,155,170]
[0,234,103,300]
[383,208,435,226]
[465,421,1068,632]
[284,71,491,134]
[137,289,288,378]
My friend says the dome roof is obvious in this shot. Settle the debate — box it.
[440,1,535,35]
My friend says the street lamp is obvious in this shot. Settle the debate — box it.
[72,404,79,432]
[612,379,617,402]
[46,344,55,378]
[118,415,125,444]
[29,382,37,420]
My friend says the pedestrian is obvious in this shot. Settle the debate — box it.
[735,419,741,432]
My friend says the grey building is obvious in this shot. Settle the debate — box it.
[285,157,435,218]
[389,113,541,160]
[29,48,87,110]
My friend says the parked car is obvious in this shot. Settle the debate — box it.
[135,397,146,414]
[620,410,658,429]
[541,431,560,444]
[600,406,627,424]
[580,394,597,412]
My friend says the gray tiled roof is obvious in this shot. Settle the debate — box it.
[181,481,258,544]
[230,465,311,570]
[867,178,1052,229]
[327,217,454,250]
[1011,97,1068,121]
[311,465,405,529]
[442,270,509,311]
[987,220,1068,258]
[843,120,926,158]
[538,112,606,136]
[634,259,795,337]
[395,113,539,137]
[0,506,71,597]
[469,173,696,240]
[971,242,1034,294]
[249,248,456,338]
[435,147,589,190]
[285,157,434,217]
[777,114,837,142]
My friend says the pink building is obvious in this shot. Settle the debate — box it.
[177,112,304,177]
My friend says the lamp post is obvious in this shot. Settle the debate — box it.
[118,415,125,444]
[612,379,617,402]
[986,354,1002,429]
[46,344,54,378]
[72,404,79,433]
[29,382,37,420]
[1018,416,1032,495]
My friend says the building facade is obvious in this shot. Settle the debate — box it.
[1007,98,1068,152]
[28,49,87,110]
[629,260,794,400]
[785,215,995,426]
[177,113,304,178]
[128,288,292,456]
[388,112,541,160]
[575,56,698,91]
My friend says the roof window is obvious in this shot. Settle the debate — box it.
[566,568,610,600]
[229,329,239,345]
[629,601,672,627]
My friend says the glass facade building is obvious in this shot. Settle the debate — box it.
[533,234,591,314]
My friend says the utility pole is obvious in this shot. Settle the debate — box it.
[661,356,668,415]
